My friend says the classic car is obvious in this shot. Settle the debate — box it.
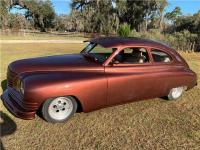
[1,37,197,123]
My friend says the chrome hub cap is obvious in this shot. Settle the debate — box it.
[171,87,183,99]
[48,97,73,120]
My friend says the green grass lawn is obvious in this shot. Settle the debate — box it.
[0,43,200,149]
[0,33,87,40]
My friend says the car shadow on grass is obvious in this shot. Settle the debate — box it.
[0,111,17,150]
[1,80,7,92]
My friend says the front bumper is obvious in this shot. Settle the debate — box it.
[1,89,36,120]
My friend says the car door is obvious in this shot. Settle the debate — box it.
[105,47,160,106]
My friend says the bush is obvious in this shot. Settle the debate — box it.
[117,23,131,37]
[165,30,198,51]
[129,29,199,52]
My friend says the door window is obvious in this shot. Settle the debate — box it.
[151,49,172,63]
[113,47,149,64]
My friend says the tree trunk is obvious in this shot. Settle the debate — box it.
[159,13,163,32]
[145,14,148,31]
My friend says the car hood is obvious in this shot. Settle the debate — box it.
[9,54,102,74]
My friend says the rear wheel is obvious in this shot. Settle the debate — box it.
[167,86,184,100]
[42,96,77,123]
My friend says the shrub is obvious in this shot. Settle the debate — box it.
[117,23,131,37]
[129,29,199,52]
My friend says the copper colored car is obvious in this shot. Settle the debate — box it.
[1,37,197,123]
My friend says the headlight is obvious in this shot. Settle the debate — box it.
[15,79,24,95]
[20,81,24,95]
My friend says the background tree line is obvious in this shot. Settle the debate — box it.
[0,0,200,52]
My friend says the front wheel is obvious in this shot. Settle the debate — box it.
[42,96,77,123]
[167,86,184,100]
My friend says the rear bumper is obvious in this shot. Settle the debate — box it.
[1,89,36,120]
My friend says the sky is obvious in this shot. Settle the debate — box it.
[51,0,71,15]
[166,0,200,15]
[11,0,200,15]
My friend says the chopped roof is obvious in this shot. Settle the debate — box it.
[90,37,171,49]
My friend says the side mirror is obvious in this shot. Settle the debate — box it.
[111,60,120,66]
[113,60,120,64]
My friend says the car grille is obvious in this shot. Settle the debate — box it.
[7,68,18,88]
[8,87,23,103]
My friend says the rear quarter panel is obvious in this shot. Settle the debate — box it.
[152,64,197,95]
[148,46,197,94]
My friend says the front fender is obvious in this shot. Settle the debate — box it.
[23,71,107,112]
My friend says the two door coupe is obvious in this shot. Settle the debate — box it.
[1,37,197,123]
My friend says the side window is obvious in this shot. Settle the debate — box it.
[114,47,149,64]
[151,49,172,63]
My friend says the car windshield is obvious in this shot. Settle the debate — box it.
[81,42,116,63]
